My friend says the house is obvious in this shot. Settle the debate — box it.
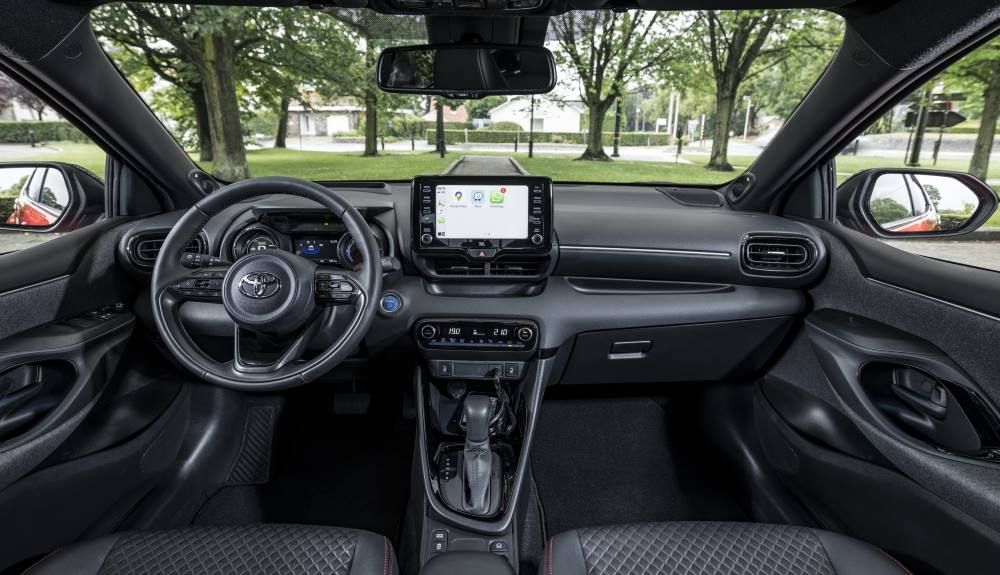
[421,104,469,123]
[488,97,584,133]
[287,102,364,137]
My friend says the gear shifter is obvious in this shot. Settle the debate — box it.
[462,394,493,515]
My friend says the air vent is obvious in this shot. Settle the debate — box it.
[741,235,816,275]
[130,232,206,270]
[433,258,487,276]
[491,259,542,276]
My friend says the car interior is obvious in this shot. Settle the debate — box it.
[1,0,999,574]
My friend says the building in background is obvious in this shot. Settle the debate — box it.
[488,97,584,133]
[287,102,364,137]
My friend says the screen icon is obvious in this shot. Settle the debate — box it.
[453,191,463,202]
[490,190,504,204]
[472,191,485,205]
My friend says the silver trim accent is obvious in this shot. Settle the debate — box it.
[867,278,1000,323]
[0,274,70,298]
[560,245,731,258]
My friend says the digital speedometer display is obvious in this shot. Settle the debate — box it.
[246,236,277,253]
[294,237,338,264]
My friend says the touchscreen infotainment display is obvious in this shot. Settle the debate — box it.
[413,176,551,254]
[434,184,529,240]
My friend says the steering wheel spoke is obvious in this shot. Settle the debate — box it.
[167,266,231,302]
[232,307,333,374]
[314,267,364,306]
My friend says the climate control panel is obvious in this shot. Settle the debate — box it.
[415,319,538,351]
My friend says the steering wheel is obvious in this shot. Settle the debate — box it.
[151,177,382,391]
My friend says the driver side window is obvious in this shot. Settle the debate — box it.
[0,69,107,254]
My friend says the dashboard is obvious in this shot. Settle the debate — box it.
[117,177,829,376]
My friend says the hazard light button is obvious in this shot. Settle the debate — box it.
[467,248,497,259]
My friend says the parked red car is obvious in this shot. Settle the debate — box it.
[4,166,70,227]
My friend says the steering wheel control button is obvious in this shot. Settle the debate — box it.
[378,292,402,315]
[517,326,534,342]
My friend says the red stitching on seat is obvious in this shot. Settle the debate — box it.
[548,536,554,575]
[382,535,388,575]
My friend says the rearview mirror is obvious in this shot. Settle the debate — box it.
[837,169,998,238]
[376,44,556,98]
[0,162,103,234]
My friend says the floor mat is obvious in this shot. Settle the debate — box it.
[195,383,415,543]
[530,393,748,537]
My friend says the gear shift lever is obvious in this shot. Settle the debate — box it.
[462,394,493,515]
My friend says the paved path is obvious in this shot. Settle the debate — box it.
[444,155,527,176]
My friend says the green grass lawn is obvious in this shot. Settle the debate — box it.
[5,141,996,191]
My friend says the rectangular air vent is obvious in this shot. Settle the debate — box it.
[131,233,205,269]
[741,235,815,275]
[491,260,542,276]
[433,258,487,276]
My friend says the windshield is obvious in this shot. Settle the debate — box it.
[91,5,843,184]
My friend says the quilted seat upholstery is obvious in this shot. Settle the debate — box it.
[543,522,910,575]
[25,524,396,575]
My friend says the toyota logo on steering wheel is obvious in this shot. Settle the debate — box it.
[239,272,281,299]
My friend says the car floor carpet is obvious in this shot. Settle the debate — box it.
[530,392,748,537]
[194,384,415,544]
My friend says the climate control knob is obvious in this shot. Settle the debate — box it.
[516,326,534,342]
[419,324,437,340]
[420,233,434,245]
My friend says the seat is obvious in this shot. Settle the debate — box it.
[25,524,397,575]
[542,522,910,575]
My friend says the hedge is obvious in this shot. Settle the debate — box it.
[0,121,89,144]
[425,129,673,146]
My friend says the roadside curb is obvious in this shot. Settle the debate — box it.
[508,157,528,175]
[442,156,465,175]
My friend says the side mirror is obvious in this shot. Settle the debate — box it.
[0,162,103,234]
[836,168,998,238]
[376,44,557,98]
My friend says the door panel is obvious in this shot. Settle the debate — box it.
[762,225,1000,574]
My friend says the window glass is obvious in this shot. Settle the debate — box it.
[92,4,844,185]
[0,70,107,253]
[836,36,999,272]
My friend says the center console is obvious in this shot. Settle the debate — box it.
[409,176,555,574]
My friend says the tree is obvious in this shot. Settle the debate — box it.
[552,11,677,160]
[466,96,506,120]
[693,10,797,171]
[327,10,424,157]
[94,5,362,177]
[0,73,50,120]
[941,38,1000,180]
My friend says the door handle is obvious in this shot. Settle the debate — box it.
[878,367,982,454]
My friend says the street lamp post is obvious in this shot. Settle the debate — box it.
[528,95,535,158]
[742,95,752,140]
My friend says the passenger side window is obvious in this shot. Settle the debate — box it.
[835,37,999,271]
[0,69,107,254]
